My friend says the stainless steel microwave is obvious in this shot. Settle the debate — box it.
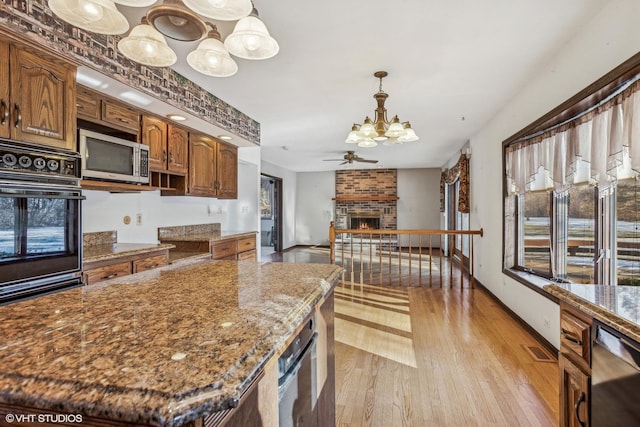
[79,129,149,184]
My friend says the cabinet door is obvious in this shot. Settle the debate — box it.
[216,142,238,199]
[188,133,216,196]
[142,116,168,171]
[0,40,9,139]
[167,125,188,173]
[560,355,590,427]
[9,45,76,151]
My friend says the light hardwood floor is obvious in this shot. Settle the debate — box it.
[263,247,559,427]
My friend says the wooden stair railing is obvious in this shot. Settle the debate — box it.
[329,221,484,287]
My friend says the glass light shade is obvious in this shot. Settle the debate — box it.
[49,0,129,34]
[114,0,157,6]
[358,118,378,139]
[345,130,360,144]
[183,0,251,20]
[224,16,279,60]
[357,138,378,148]
[187,37,238,77]
[385,116,406,138]
[398,125,419,142]
[118,22,177,67]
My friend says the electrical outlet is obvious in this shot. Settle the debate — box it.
[136,213,142,226]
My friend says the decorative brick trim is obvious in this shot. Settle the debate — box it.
[335,169,397,229]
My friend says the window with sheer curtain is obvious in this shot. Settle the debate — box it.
[504,75,640,285]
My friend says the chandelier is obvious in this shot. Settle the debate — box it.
[345,71,419,148]
[47,0,278,78]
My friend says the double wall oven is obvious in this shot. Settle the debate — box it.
[0,141,83,305]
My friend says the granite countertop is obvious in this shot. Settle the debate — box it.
[159,230,257,243]
[545,283,640,343]
[83,242,176,264]
[0,260,342,426]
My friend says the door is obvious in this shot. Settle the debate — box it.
[167,125,188,173]
[142,115,167,171]
[188,133,216,196]
[9,45,76,151]
[216,142,237,199]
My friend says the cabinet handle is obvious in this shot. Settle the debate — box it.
[561,328,582,345]
[163,149,167,162]
[13,104,21,128]
[0,100,8,125]
[574,392,586,427]
[101,273,118,280]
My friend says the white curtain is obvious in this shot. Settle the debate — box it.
[506,79,640,195]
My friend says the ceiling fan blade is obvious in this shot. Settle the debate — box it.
[355,159,379,163]
[339,161,349,165]
[323,159,345,161]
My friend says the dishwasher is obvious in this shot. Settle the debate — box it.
[591,320,640,426]
[278,315,318,427]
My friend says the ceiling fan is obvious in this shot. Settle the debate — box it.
[323,151,378,165]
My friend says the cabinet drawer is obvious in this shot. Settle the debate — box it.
[237,237,256,253]
[102,101,140,132]
[212,240,237,260]
[133,254,168,273]
[237,249,256,261]
[76,88,100,120]
[84,261,132,285]
[561,310,591,364]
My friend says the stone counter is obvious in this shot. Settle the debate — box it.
[83,242,176,263]
[0,260,342,426]
[545,283,640,343]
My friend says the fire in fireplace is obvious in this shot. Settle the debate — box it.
[349,214,381,230]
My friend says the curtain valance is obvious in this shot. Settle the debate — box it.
[440,154,470,213]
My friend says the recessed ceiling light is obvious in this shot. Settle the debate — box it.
[167,114,187,121]
[218,135,233,141]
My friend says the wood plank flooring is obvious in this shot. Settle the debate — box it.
[263,247,559,427]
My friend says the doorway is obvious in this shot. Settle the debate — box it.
[260,174,283,256]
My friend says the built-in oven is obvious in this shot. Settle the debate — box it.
[0,141,83,305]
[591,320,640,426]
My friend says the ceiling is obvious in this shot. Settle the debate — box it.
[107,0,610,172]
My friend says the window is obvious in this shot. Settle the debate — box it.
[519,191,552,276]
[566,185,596,283]
[616,178,640,285]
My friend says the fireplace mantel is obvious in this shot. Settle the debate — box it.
[332,196,399,201]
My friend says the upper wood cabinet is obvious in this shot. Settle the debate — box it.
[186,133,237,198]
[188,133,217,196]
[77,85,140,137]
[216,141,238,199]
[141,115,188,174]
[0,39,76,151]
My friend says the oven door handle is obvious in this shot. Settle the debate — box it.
[0,192,85,200]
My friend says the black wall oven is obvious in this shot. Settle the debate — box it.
[0,141,83,305]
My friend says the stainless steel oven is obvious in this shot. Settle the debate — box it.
[0,141,83,305]
[591,320,640,426]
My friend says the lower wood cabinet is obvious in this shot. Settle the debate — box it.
[560,354,590,427]
[83,250,169,285]
[211,236,257,261]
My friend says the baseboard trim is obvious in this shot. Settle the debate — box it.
[475,278,558,358]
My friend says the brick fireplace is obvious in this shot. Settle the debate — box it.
[334,169,397,230]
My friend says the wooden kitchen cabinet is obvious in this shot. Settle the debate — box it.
[0,39,76,151]
[83,249,169,285]
[77,85,140,137]
[216,141,238,199]
[188,132,217,196]
[142,116,188,175]
[559,302,592,427]
[560,354,590,427]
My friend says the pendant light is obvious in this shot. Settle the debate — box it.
[118,17,177,67]
[182,0,252,21]
[113,0,157,6]
[224,6,278,60]
[49,0,129,35]
[187,25,238,77]
[146,0,208,41]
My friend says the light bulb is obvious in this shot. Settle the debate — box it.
[142,40,156,55]
[77,0,104,22]
[168,16,188,26]
[242,35,260,51]
[206,52,220,66]
[208,0,227,7]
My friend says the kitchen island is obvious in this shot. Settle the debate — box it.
[0,260,342,426]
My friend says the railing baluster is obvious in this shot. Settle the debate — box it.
[379,232,382,285]
[369,232,373,285]
[408,234,412,286]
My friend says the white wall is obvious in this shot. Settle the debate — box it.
[83,146,260,243]
[261,160,297,250]
[296,171,335,245]
[469,0,640,348]
[397,168,441,230]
